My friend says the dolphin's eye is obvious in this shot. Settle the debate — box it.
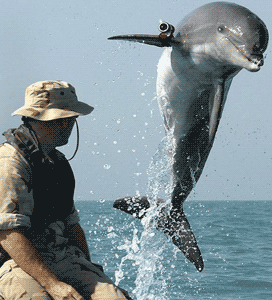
[217,26,225,33]
[253,44,260,53]
[252,43,265,54]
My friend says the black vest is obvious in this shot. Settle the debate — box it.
[0,124,75,265]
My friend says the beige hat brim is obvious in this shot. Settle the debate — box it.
[12,101,94,121]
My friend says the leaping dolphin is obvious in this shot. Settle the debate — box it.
[109,2,269,272]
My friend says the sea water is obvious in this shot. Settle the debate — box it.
[76,199,272,300]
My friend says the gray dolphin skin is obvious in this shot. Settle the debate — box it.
[109,1,269,272]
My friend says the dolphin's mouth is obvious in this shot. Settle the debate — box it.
[224,32,264,70]
[238,48,264,68]
[246,55,263,65]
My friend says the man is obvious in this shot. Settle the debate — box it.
[0,80,130,299]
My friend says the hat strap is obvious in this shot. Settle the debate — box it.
[68,119,79,161]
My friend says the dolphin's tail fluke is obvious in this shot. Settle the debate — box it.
[113,196,204,272]
[160,208,204,272]
[113,196,150,219]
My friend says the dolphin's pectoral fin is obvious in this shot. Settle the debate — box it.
[158,208,204,272]
[113,196,150,219]
[208,80,226,142]
[208,78,234,142]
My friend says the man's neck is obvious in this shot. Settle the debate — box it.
[39,141,55,156]
[27,121,56,156]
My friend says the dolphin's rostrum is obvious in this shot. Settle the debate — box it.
[109,2,269,272]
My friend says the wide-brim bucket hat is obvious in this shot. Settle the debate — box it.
[12,80,94,121]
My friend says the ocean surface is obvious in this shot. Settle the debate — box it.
[76,200,272,300]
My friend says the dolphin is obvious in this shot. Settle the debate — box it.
[109,2,269,272]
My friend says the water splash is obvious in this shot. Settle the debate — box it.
[114,133,176,299]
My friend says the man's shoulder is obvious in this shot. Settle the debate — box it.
[0,142,30,168]
[0,142,19,158]
[0,142,31,184]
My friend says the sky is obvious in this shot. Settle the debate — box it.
[0,0,271,201]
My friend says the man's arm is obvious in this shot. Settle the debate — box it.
[68,222,91,261]
[0,229,83,300]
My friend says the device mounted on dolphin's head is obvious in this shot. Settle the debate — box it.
[108,21,180,47]
[157,22,176,46]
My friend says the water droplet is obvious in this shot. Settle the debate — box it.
[108,226,114,232]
